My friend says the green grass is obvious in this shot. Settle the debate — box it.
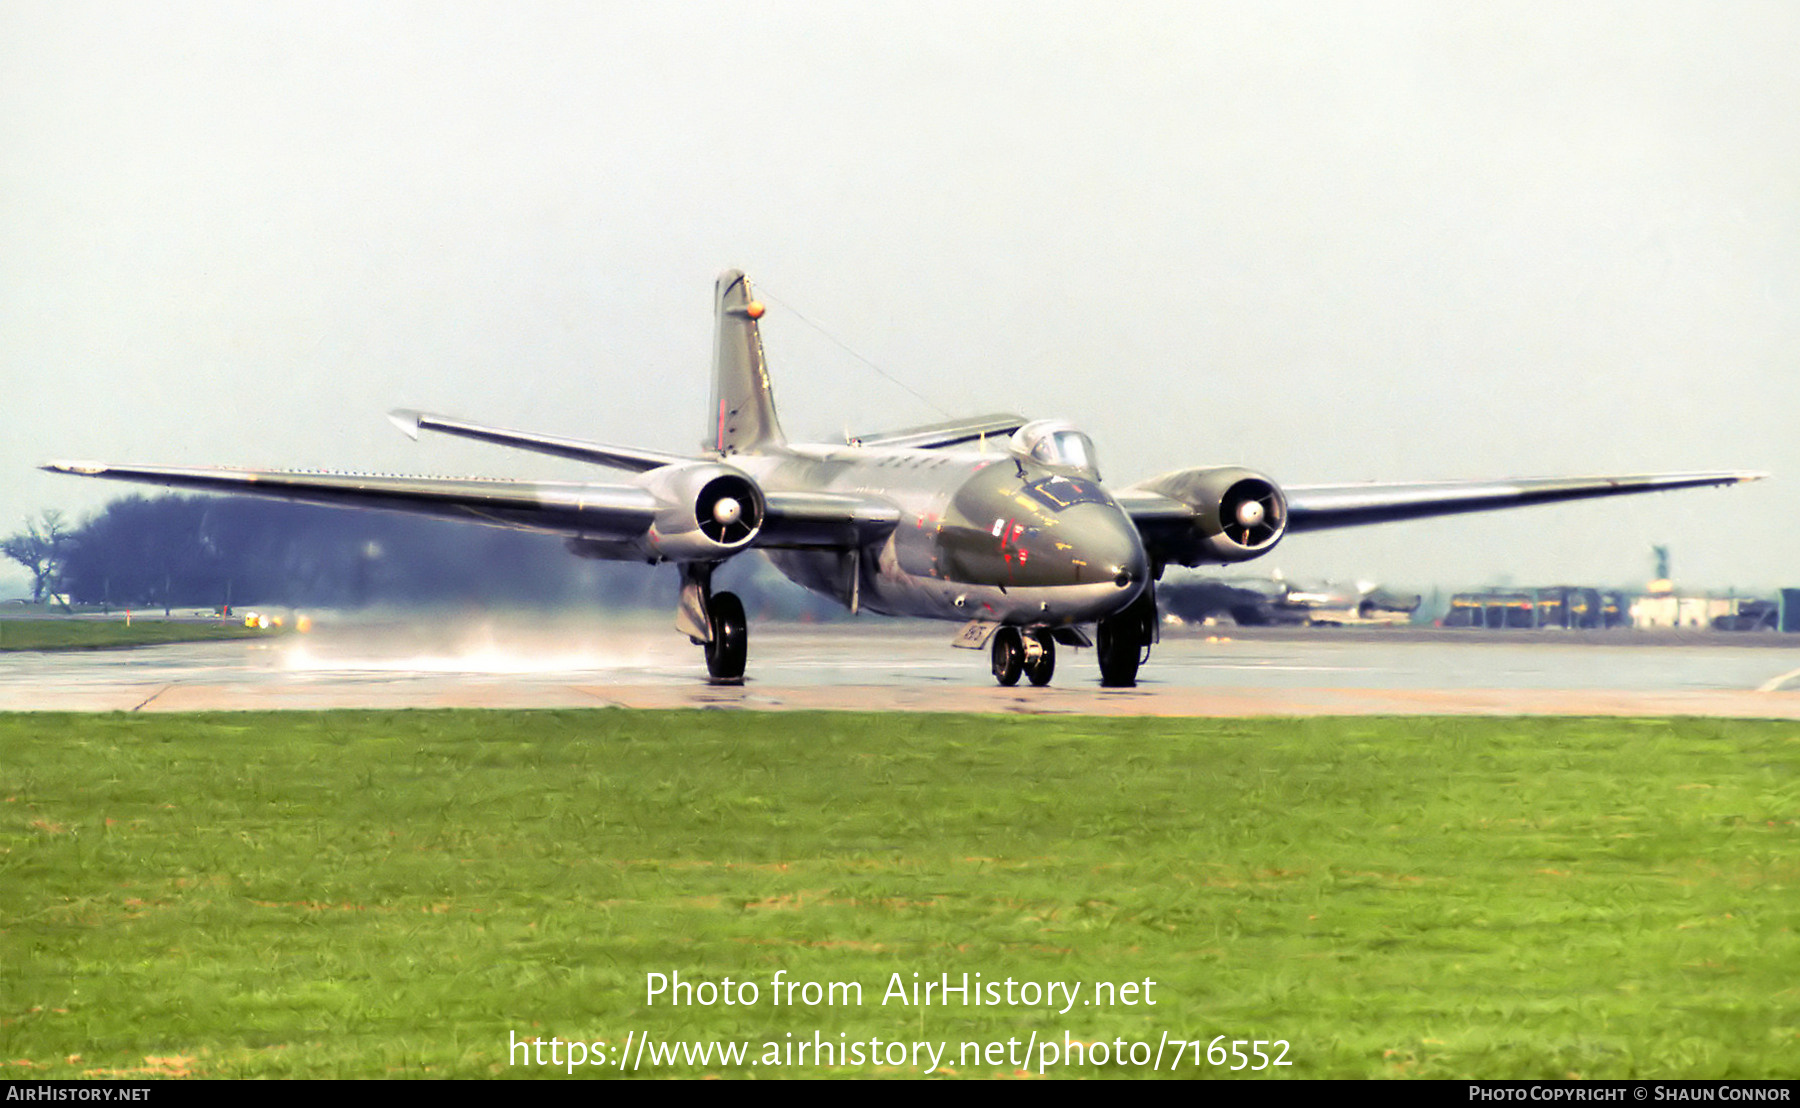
[1,711,1794,1078]
[0,619,276,652]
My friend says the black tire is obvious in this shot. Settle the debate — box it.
[704,591,747,685]
[990,626,1024,687]
[1024,630,1056,687]
[1096,621,1139,687]
[1097,592,1154,687]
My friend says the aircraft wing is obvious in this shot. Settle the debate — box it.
[1282,471,1765,532]
[41,461,901,554]
[41,461,659,538]
[1119,469,1764,568]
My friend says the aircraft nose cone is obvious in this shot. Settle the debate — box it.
[1063,503,1149,595]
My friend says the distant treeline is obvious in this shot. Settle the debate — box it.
[42,493,841,618]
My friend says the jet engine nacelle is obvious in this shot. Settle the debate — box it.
[640,462,765,562]
[1137,465,1288,565]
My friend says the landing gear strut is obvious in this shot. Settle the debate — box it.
[679,563,748,685]
[1024,630,1056,687]
[1097,588,1156,688]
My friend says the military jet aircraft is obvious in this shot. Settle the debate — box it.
[45,269,1763,687]
[1160,572,1421,627]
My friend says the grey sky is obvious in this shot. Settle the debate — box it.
[4,2,1795,596]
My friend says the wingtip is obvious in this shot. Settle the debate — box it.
[387,409,422,441]
[43,460,108,476]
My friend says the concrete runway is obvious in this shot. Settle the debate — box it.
[6,616,1800,716]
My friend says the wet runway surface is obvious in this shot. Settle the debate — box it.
[6,617,1800,716]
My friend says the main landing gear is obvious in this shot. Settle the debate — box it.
[704,591,747,684]
[990,627,1056,687]
[1096,588,1156,688]
[680,563,747,685]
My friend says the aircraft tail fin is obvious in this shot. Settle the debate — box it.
[708,269,786,454]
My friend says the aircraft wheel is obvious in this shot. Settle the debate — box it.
[704,591,747,685]
[1097,593,1154,688]
[1024,631,1056,687]
[1096,621,1140,687]
[990,626,1024,687]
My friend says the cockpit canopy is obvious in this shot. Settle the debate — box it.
[1009,419,1100,479]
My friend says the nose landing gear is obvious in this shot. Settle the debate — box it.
[990,626,1057,687]
[991,626,1024,686]
[1023,630,1055,686]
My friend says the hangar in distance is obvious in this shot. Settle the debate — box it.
[46,270,1764,687]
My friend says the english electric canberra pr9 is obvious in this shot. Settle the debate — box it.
[47,270,1762,686]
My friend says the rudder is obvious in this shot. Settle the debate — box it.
[708,269,785,454]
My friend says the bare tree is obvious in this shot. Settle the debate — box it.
[1,510,71,603]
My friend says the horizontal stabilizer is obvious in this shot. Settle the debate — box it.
[850,413,1026,450]
[389,409,690,473]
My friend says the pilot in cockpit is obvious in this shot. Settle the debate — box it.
[1008,419,1101,480]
